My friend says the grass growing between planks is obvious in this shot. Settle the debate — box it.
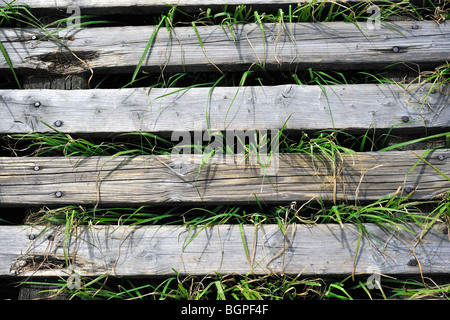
[4,76,450,301]
[4,83,450,302]
[17,264,450,300]
[14,165,450,300]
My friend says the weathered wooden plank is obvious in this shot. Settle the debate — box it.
[1,21,448,74]
[3,223,449,277]
[11,0,404,14]
[0,150,449,206]
[1,83,448,135]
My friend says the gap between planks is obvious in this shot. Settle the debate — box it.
[3,223,449,277]
[0,150,449,206]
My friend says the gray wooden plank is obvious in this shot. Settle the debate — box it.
[12,0,404,14]
[1,83,449,135]
[3,223,449,277]
[1,21,448,74]
[0,150,449,206]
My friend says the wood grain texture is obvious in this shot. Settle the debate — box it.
[3,223,449,277]
[0,150,449,206]
[1,21,448,74]
[13,0,404,14]
[1,83,449,135]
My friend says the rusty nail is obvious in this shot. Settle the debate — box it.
[404,186,412,193]
[47,235,55,241]
[33,165,40,171]
[34,101,41,108]
[55,191,63,198]
[392,46,399,53]
[402,116,409,123]
[54,120,63,127]
[438,154,445,161]
[28,234,36,240]
[407,258,418,267]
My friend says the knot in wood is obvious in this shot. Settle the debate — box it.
[168,160,197,177]
[281,85,295,99]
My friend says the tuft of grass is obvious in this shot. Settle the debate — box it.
[24,270,450,300]
[26,273,327,300]
[4,128,175,158]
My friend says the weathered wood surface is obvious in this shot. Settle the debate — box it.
[3,223,449,277]
[12,0,404,14]
[1,83,449,135]
[0,150,449,206]
[1,21,448,74]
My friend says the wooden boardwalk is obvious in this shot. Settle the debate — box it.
[0,0,449,298]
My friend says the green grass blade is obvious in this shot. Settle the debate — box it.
[224,69,253,128]
[239,223,251,264]
[132,16,166,83]
[254,11,266,67]
[192,21,223,74]
[378,132,450,152]
[412,151,450,181]
[0,40,21,88]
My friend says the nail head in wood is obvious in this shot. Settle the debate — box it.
[438,154,445,161]
[54,120,63,127]
[34,101,41,108]
[55,191,63,198]
[402,116,409,123]
[392,46,399,53]
[404,186,412,193]
[28,234,36,240]
[33,165,40,171]
[407,258,418,267]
